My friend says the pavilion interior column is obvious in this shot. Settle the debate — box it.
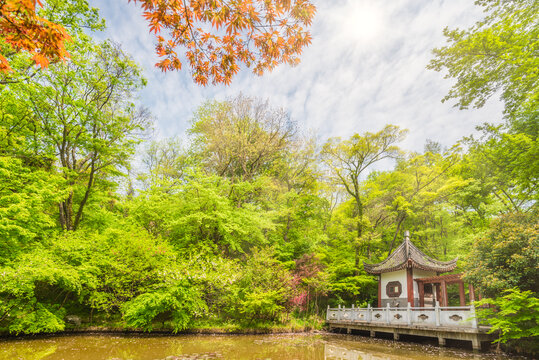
[418,281,425,307]
[469,284,475,303]
[458,281,465,306]
[378,275,382,307]
[406,267,414,306]
[441,280,448,307]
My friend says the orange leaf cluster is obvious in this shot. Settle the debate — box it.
[0,0,69,72]
[130,0,316,85]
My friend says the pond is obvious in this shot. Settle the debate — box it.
[0,333,522,360]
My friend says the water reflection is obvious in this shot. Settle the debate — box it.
[325,344,388,360]
[0,334,523,360]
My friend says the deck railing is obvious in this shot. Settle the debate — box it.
[326,302,478,329]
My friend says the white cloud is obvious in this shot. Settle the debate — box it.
[91,0,504,158]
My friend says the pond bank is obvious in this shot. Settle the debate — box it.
[0,323,326,338]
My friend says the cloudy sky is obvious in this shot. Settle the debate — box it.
[92,0,503,152]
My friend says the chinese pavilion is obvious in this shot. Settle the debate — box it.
[364,231,475,308]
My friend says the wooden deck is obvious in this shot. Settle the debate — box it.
[326,303,496,351]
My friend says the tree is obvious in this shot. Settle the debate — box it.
[1,0,316,85]
[190,94,296,182]
[428,0,539,127]
[383,150,466,257]
[269,136,328,259]
[321,125,407,273]
[0,156,65,263]
[464,212,538,298]
[236,248,292,321]
[321,199,378,305]
[139,137,192,189]
[463,125,538,214]
[476,288,539,354]
[13,40,150,230]
[130,173,275,255]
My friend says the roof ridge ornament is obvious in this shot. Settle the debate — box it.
[404,230,410,259]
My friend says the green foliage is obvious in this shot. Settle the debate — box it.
[236,249,292,321]
[328,276,377,305]
[321,125,408,272]
[428,0,539,126]
[40,0,105,34]
[464,212,538,297]
[0,247,83,334]
[131,173,275,255]
[476,288,538,350]
[123,283,206,332]
[189,95,296,182]
[0,157,65,263]
[8,303,66,335]
[5,36,149,231]
[240,289,285,321]
[463,126,538,213]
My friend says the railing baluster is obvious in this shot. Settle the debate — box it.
[435,301,440,327]
[471,301,478,329]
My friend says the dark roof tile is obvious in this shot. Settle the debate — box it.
[363,232,457,275]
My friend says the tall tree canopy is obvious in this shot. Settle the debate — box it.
[428,0,538,128]
[321,125,407,271]
[190,95,296,181]
[5,39,150,231]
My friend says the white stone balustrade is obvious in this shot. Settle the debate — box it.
[326,301,477,329]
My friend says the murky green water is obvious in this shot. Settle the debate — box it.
[0,333,522,360]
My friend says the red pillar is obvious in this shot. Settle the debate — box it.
[458,281,466,306]
[378,275,382,307]
[469,284,475,302]
[418,281,425,307]
[407,267,414,306]
[441,280,448,307]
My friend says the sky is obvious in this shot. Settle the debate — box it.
[92,0,504,153]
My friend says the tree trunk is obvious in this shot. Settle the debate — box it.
[59,191,74,230]
[73,161,95,230]
[354,196,363,276]
[387,213,406,256]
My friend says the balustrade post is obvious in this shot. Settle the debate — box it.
[351,303,355,321]
[386,303,391,324]
[435,301,440,327]
[326,305,330,321]
[407,302,412,325]
[470,301,478,329]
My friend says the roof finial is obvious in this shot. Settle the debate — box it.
[404,230,410,259]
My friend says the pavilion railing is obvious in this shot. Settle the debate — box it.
[326,302,478,329]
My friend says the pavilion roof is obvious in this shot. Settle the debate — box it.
[363,231,458,275]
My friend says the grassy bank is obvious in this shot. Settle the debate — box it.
[1,315,327,337]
